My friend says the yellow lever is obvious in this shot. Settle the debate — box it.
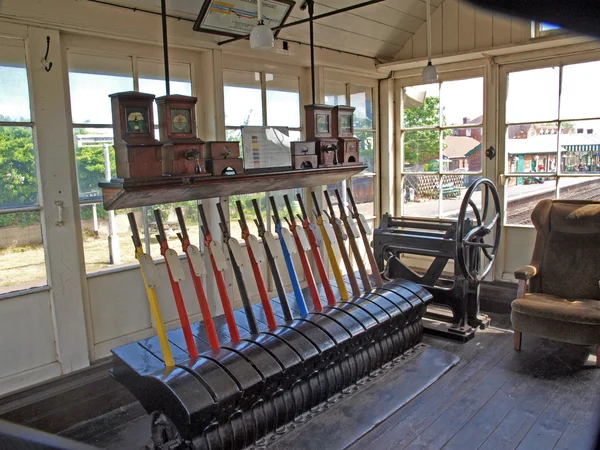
[134,246,175,367]
[317,216,349,300]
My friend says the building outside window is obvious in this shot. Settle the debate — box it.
[0,38,47,295]
[68,52,199,272]
[502,60,600,225]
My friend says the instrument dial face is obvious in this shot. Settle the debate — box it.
[125,108,149,134]
[171,108,191,134]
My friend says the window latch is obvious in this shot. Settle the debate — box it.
[55,200,65,226]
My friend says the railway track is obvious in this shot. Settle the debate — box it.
[508,178,600,224]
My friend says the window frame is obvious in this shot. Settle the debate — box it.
[324,79,379,223]
[395,68,486,218]
[0,36,48,294]
[498,50,600,228]
[66,45,200,270]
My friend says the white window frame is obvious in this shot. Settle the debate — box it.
[394,67,486,218]
[498,50,600,228]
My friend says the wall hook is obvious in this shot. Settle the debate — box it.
[41,36,53,72]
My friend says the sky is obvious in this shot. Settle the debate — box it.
[2,60,600,134]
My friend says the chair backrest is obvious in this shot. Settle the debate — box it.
[529,199,600,299]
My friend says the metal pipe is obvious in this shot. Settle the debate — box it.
[161,0,170,95]
[309,0,315,105]
[426,0,432,63]
[217,0,388,46]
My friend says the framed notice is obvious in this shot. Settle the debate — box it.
[194,0,295,38]
[241,126,292,172]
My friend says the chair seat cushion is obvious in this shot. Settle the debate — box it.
[512,293,600,325]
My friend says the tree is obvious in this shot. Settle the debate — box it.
[403,97,449,168]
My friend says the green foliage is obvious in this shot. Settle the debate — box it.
[403,97,449,167]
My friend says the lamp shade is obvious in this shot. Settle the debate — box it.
[422,61,438,83]
[250,22,274,50]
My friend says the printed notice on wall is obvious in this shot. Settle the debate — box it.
[242,126,292,171]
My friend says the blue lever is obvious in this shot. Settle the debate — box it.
[275,222,308,316]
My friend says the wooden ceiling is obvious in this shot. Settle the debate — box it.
[105,0,443,61]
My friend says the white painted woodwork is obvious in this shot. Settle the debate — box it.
[394,0,531,61]
[27,27,91,373]
[379,78,395,217]
[0,291,57,379]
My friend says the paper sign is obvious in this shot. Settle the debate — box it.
[296,225,311,251]
[359,214,372,235]
[309,223,323,246]
[210,241,228,271]
[334,218,347,241]
[323,222,337,245]
[138,253,160,288]
[229,238,247,267]
[165,249,186,282]
[248,234,265,263]
[346,218,360,239]
[264,231,282,260]
[186,245,206,277]
[282,228,297,254]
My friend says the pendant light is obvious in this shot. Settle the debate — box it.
[250,0,275,50]
[422,0,438,83]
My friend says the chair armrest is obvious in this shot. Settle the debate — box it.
[514,265,538,281]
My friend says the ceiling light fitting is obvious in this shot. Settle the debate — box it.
[422,0,438,83]
[250,0,275,50]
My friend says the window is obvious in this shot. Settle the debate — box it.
[0,38,47,294]
[503,61,600,225]
[324,82,377,220]
[399,77,484,219]
[68,52,195,271]
[532,21,564,38]
[224,69,302,234]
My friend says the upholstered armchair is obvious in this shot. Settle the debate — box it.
[511,199,600,366]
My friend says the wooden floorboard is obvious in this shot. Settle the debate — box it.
[25,306,600,450]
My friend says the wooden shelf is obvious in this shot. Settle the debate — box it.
[99,164,367,210]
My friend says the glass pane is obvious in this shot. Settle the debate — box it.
[0,126,38,208]
[224,70,263,126]
[350,85,373,130]
[0,212,46,294]
[138,60,192,125]
[403,83,440,129]
[68,53,133,124]
[324,81,346,106]
[560,61,600,120]
[0,39,31,122]
[559,120,600,174]
[558,177,600,201]
[402,174,439,217]
[443,128,483,172]
[506,67,559,124]
[226,128,242,144]
[440,77,483,127]
[74,128,115,199]
[403,129,440,172]
[506,123,558,174]
[355,131,375,172]
[351,175,375,217]
[505,177,556,225]
[440,174,482,219]
[266,74,300,128]
[289,130,302,142]
[269,188,303,223]
[229,193,267,242]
